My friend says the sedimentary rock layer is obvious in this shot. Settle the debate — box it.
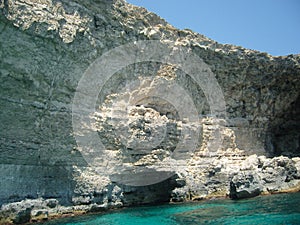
[0,0,299,223]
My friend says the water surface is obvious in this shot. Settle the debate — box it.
[42,192,300,225]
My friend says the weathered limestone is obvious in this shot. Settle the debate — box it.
[229,171,262,199]
[0,0,299,223]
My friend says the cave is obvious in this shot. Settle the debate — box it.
[267,95,300,157]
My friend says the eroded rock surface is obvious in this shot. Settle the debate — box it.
[0,0,300,223]
[229,171,262,199]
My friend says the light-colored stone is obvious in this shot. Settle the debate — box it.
[229,171,263,199]
[0,0,299,223]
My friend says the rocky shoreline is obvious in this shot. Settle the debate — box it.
[0,0,299,224]
[1,190,300,225]
[1,154,300,224]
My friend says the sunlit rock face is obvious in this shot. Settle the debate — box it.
[0,0,300,223]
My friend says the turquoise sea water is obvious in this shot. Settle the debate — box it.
[42,192,300,225]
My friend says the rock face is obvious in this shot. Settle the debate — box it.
[229,156,300,199]
[0,0,300,223]
[229,171,262,199]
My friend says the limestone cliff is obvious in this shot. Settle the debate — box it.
[0,0,299,223]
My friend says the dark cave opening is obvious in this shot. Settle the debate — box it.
[267,95,300,157]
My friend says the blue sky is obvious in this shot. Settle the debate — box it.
[126,0,300,56]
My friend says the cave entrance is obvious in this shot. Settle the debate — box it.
[267,95,300,157]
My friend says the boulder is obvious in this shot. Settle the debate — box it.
[229,171,262,199]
